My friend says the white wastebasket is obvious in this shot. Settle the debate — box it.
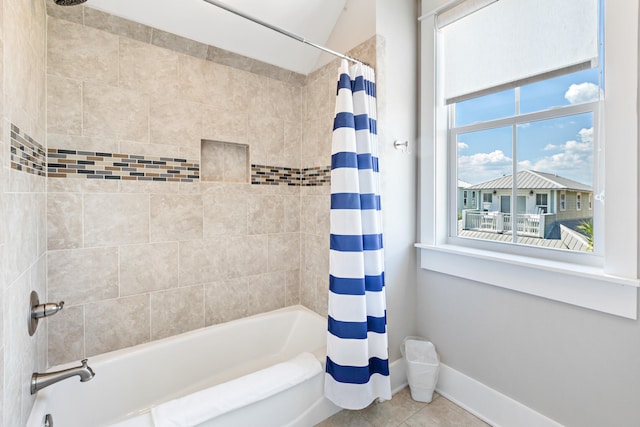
[401,336,440,403]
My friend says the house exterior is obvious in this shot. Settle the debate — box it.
[461,170,593,238]
[457,179,477,214]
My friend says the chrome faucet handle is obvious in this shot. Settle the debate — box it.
[28,291,64,336]
[31,300,65,319]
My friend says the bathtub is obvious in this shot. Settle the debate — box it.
[27,305,341,427]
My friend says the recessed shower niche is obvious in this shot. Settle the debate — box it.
[201,140,249,183]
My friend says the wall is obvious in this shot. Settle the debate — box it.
[1,0,48,425]
[374,0,419,362]
[416,1,640,426]
[45,6,306,366]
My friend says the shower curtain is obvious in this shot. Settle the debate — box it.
[324,59,391,410]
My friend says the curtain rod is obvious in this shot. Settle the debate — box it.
[200,0,369,68]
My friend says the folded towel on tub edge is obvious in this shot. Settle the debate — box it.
[151,352,322,427]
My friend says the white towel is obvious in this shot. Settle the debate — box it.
[151,352,322,427]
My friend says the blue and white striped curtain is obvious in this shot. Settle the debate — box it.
[324,59,391,410]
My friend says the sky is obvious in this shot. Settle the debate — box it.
[456,68,600,186]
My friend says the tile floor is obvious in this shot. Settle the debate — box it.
[315,387,490,427]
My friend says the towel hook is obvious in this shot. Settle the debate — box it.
[393,140,409,152]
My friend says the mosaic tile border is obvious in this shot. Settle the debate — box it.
[251,164,331,186]
[10,124,46,177]
[47,149,199,182]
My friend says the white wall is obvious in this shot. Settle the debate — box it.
[375,0,419,362]
[416,1,640,425]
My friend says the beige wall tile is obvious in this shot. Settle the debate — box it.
[205,278,248,325]
[46,1,84,24]
[283,120,302,169]
[268,233,300,272]
[120,242,179,296]
[203,192,247,237]
[83,7,152,43]
[272,80,303,122]
[248,194,284,235]
[84,193,150,247]
[247,115,283,166]
[47,247,119,306]
[47,133,119,153]
[247,272,286,316]
[202,104,247,145]
[149,194,203,242]
[47,192,83,250]
[285,269,301,306]
[47,75,82,135]
[179,238,227,286]
[178,54,230,104]
[152,29,208,59]
[150,286,204,340]
[83,81,149,141]
[85,294,150,356]
[226,235,268,278]
[118,139,181,159]
[149,97,201,148]
[47,17,118,85]
[283,194,301,233]
[4,194,40,285]
[47,305,84,366]
[119,38,179,98]
[201,139,225,182]
[223,143,247,182]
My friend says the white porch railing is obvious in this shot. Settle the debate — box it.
[462,211,544,237]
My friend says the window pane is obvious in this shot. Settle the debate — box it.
[516,113,593,186]
[455,89,516,127]
[520,68,600,114]
[516,113,594,251]
[456,126,512,239]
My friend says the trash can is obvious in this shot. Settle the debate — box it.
[401,336,440,403]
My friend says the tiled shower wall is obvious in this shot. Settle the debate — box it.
[1,0,49,425]
[46,5,378,366]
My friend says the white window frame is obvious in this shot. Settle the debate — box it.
[417,0,639,319]
[560,191,567,212]
[577,192,582,211]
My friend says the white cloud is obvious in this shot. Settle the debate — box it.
[458,150,512,183]
[461,127,595,185]
[458,142,469,150]
[578,127,593,143]
[529,130,593,184]
[564,83,600,104]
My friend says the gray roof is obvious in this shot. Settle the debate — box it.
[467,170,592,192]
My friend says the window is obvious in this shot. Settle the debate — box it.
[577,193,582,211]
[536,194,548,213]
[454,76,596,250]
[419,0,639,319]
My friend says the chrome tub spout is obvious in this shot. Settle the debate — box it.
[31,359,95,394]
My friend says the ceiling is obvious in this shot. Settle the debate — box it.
[85,0,353,75]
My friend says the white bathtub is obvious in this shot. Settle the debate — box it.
[27,305,341,427]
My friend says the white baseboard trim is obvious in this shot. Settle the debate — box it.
[435,363,564,427]
[390,357,408,394]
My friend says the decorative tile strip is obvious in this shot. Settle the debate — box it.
[251,164,302,186]
[47,149,199,182]
[302,166,331,186]
[10,124,46,177]
[250,164,331,186]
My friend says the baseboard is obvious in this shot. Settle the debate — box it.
[390,357,408,394]
[435,363,563,427]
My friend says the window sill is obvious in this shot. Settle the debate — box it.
[416,243,638,319]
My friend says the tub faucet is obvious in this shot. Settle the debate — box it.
[31,359,95,394]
